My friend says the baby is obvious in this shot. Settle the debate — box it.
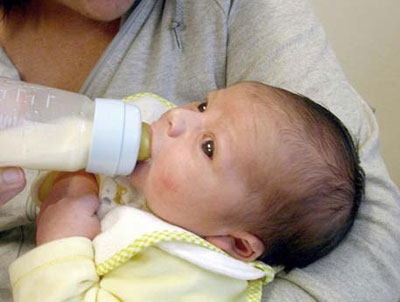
[10,82,365,302]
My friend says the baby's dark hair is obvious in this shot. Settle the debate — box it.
[244,82,365,271]
[0,0,29,17]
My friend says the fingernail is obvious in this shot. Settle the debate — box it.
[2,168,24,185]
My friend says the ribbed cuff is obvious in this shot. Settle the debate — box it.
[9,237,93,287]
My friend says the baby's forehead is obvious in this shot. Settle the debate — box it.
[226,83,288,113]
[226,83,301,178]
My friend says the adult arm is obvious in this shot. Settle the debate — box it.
[226,0,400,301]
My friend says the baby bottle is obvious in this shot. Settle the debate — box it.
[0,77,150,176]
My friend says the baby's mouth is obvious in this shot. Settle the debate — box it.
[149,121,159,160]
[147,114,167,161]
[137,122,152,162]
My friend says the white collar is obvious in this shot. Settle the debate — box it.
[93,206,274,281]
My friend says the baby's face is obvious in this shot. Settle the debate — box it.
[131,83,280,236]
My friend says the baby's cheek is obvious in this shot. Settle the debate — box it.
[147,168,181,217]
[149,155,188,206]
[157,169,180,193]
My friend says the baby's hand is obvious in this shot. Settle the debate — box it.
[36,171,100,245]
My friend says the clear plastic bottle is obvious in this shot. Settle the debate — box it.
[0,77,150,176]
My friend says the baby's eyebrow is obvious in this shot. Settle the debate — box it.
[206,90,219,101]
[205,96,213,107]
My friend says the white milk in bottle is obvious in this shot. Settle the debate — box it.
[0,77,148,176]
[0,117,92,170]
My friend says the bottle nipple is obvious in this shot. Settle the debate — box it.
[138,122,151,161]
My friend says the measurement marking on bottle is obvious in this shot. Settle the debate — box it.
[46,94,56,108]
[0,89,5,101]
[16,89,25,103]
[0,113,18,129]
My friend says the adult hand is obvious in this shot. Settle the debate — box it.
[0,167,26,207]
[36,171,100,246]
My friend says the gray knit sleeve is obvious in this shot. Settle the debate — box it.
[226,1,400,301]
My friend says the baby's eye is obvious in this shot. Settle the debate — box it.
[197,101,208,112]
[202,139,214,158]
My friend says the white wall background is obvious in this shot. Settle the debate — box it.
[310,0,400,186]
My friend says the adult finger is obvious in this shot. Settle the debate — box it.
[0,167,26,206]
[0,167,25,193]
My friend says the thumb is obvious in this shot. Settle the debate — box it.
[0,167,26,206]
[0,167,26,193]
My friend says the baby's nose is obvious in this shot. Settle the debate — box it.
[167,108,200,137]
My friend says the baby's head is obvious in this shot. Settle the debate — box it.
[131,81,365,270]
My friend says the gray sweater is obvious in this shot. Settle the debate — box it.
[0,0,399,301]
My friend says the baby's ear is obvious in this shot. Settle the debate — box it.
[205,232,264,261]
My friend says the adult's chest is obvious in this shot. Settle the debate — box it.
[84,0,230,106]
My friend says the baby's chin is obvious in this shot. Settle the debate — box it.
[129,159,151,191]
